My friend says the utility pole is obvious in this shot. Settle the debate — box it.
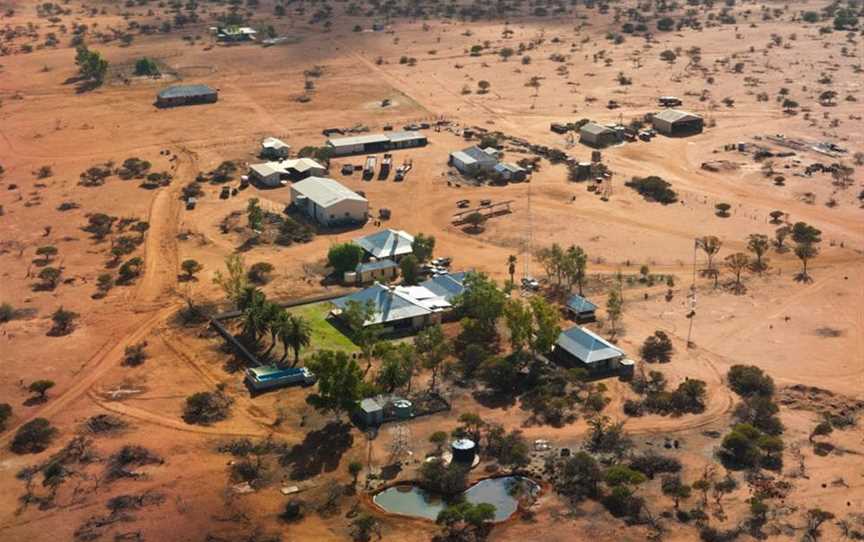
[686,287,697,348]
[523,183,533,282]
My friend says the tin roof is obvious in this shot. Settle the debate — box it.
[157,84,217,99]
[327,133,390,147]
[355,229,415,259]
[556,326,624,364]
[566,294,597,313]
[653,109,702,123]
[580,122,615,136]
[356,259,398,273]
[292,177,366,208]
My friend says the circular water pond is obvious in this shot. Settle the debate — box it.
[372,476,538,522]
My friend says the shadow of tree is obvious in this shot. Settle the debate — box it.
[280,422,353,480]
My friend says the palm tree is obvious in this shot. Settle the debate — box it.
[507,255,517,286]
[262,303,285,357]
[278,314,312,367]
[240,292,269,348]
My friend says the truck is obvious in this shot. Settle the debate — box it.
[379,153,392,180]
[245,365,316,393]
[658,96,683,107]
[363,155,376,180]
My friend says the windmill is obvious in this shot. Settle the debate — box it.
[388,424,411,465]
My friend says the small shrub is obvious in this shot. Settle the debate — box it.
[183,390,233,425]
[11,418,57,454]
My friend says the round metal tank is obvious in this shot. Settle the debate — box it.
[451,438,477,464]
[392,399,413,420]
[576,162,591,181]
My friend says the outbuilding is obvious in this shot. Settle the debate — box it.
[156,84,218,108]
[358,398,384,426]
[217,26,257,42]
[553,326,626,375]
[449,146,498,176]
[354,259,399,284]
[579,122,618,148]
[249,158,326,187]
[494,162,527,182]
[565,294,597,323]
[652,109,704,137]
[290,176,368,226]
[260,137,290,159]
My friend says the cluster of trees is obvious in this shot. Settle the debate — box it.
[213,255,312,364]
[720,365,784,470]
[133,57,159,76]
[536,243,587,294]
[695,220,821,292]
[625,369,707,417]
[74,44,108,86]
[625,176,678,204]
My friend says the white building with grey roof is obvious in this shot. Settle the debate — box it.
[250,158,326,187]
[290,177,368,226]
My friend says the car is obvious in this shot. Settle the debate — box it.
[432,257,451,267]
[521,277,540,290]
[219,186,230,199]
[456,199,470,208]
[341,164,354,175]
[185,197,197,210]
[479,199,492,206]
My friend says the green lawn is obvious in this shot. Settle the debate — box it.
[288,301,358,356]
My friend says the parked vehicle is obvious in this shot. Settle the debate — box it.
[521,277,540,291]
[341,164,355,175]
[479,199,492,206]
[219,186,231,199]
[185,197,197,210]
[456,199,470,208]
[363,155,376,180]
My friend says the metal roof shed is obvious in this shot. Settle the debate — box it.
[554,326,624,365]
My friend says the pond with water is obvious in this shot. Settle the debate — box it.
[372,476,538,522]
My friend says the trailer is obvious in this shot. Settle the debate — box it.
[379,153,393,180]
[363,155,377,180]
[245,365,316,393]
[394,158,413,181]
[451,200,514,225]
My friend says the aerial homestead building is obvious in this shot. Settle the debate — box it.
[651,109,704,136]
[553,326,626,375]
[250,158,326,187]
[290,177,368,226]
[332,272,467,333]
[326,131,427,156]
[355,229,415,261]
[156,84,218,108]
[260,137,291,160]
[449,146,499,176]
[579,122,618,148]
